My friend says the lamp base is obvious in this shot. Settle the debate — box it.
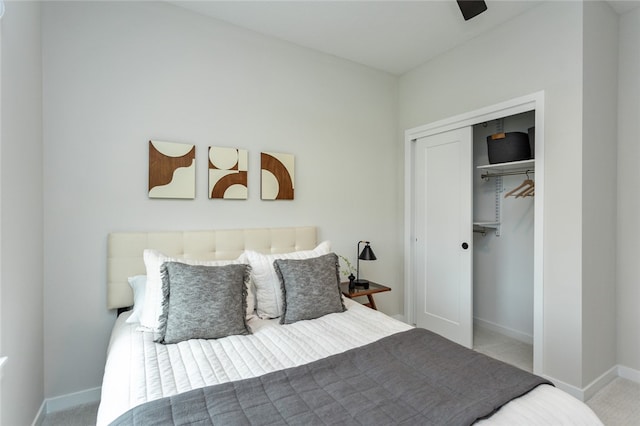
[353,279,369,289]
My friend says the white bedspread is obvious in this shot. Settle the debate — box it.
[97,299,601,425]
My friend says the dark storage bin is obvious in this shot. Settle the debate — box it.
[528,126,535,158]
[487,132,531,164]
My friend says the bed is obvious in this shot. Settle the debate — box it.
[97,226,602,425]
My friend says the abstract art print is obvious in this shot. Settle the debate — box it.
[261,152,294,200]
[208,146,248,199]
[148,140,196,199]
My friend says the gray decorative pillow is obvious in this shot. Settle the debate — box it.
[274,253,346,325]
[155,262,251,344]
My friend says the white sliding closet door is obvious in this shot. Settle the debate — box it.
[414,127,473,348]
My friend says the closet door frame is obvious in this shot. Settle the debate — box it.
[404,91,545,375]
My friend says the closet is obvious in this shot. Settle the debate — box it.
[405,92,544,375]
[472,111,535,372]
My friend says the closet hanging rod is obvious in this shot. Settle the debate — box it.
[481,168,535,179]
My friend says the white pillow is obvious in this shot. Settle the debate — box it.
[245,241,331,319]
[125,275,147,324]
[140,249,251,331]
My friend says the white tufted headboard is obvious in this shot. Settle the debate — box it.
[107,226,318,310]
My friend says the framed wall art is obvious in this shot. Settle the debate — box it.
[148,140,196,199]
[208,146,248,199]
[261,151,294,200]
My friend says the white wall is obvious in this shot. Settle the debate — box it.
[616,7,640,374]
[41,2,399,399]
[399,2,586,387]
[1,1,44,424]
[581,1,618,386]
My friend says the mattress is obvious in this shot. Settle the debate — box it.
[97,298,602,425]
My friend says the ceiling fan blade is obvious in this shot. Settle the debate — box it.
[457,0,488,21]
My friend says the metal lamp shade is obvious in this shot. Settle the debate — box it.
[359,244,377,261]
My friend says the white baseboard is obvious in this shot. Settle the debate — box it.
[543,375,585,400]
[618,365,640,383]
[545,364,640,402]
[473,317,533,345]
[31,387,101,426]
[31,401,46,426]
[47,386,101,412]
[582,366,619,401]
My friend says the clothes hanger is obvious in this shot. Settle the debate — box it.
[504,172,534,198]
[516,184,535,198]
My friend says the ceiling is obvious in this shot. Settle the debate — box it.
[171,1,640,76]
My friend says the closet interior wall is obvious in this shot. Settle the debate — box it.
[472,111,535,344]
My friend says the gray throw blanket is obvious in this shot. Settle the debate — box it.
[110,328,551,425]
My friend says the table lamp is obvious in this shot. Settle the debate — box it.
[354,240,376,289]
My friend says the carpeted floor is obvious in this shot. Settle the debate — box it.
[587,377,640,426]
[473,325,534,372]
[42,402,98,426]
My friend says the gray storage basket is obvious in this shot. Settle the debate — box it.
[487,132,531,164]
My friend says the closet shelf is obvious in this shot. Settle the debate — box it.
[473,222,500,228]
[473,222,500,236]
[477,159,534,172]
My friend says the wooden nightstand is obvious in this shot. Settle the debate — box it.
[340,281,391,310]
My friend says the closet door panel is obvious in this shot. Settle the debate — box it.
[415,127,473,348]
